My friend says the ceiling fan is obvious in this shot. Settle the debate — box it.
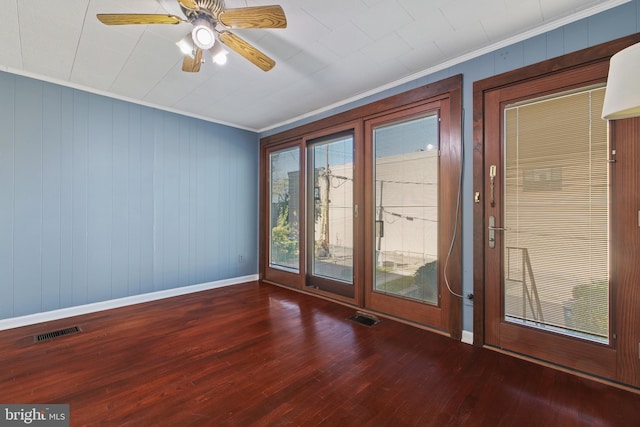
[97,0,287,72]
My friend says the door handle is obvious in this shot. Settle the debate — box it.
[488,216,508,249]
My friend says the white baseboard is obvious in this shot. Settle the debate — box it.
[0,274,259,332]
[461,330,474,345]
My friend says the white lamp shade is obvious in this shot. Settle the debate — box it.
[176,34,195,57]
[209,43,228,65]
[602,42,640,120]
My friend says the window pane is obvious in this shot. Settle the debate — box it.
[503,87,609,342]
[309,134,354,284]
[269,147,300,271]
[373,115,439,304]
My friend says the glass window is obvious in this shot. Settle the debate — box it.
[269,147,300,271]
[373,115,440,304]
[308,133,354,285]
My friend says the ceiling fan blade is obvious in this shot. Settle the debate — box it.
[96,14,184,25]
[182,48,203,72]
[219,6,287,29]
[177,0,199,11]
[218,31,276,71]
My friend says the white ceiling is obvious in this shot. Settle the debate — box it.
[0,0,629,131]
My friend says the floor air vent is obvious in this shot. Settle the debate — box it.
[348,312,380,327]
[34,326,82,343]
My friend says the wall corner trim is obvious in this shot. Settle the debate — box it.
[0,275,259,332]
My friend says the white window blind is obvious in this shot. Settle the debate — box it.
[503,86,609,342]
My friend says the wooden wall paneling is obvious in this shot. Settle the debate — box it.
[72,91,90,306]
[41,84,63,312]
[138,107,156,295]
[177,116,191,288]
[0,72,261,321]
[13,77,44,316]
[184,118,198,287]
[87,95,114,302]
[240,133,260,277]
[125,104,143,295]
[201,122,218,280]
[193,122,208,285]
[214,130,231,278]
[160,113,182,289]
[152,111,166,290]
[59,89,75,308]
[0,73,15,318]
[111,102,131,300]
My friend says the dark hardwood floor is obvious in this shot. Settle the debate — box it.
[1,282,638,426]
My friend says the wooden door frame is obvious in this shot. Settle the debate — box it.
[473,32,640,347]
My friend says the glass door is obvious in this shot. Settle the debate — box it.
[306,131,355,298]
[373,114,439,304]
[483,79,616,377]
[268,146,301,272]
[364,102,457,331]
[262,143,304,288]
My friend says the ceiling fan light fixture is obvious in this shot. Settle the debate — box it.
[213,51,228,65]
[210,43,228,65]
[176,34,196,57]
[97,2,286,73]
[191,17,215,50]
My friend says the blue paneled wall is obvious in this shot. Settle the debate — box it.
[262,0,640,333]
[0,72,259,320]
